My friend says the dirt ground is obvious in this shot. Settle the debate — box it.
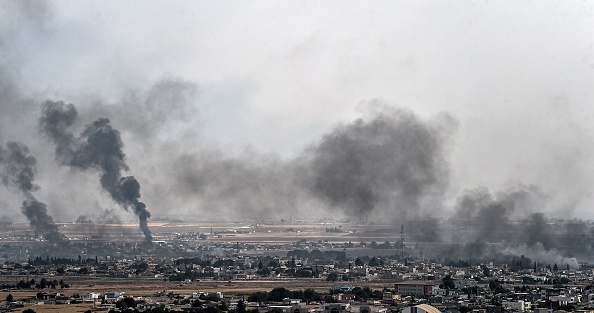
[0,280,392,313]
[0,278,392,301]
[0,221,401,312]
[6,303,95,313]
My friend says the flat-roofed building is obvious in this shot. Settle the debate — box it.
[394,281,436,296]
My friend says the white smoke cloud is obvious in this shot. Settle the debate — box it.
[501,242,579,269]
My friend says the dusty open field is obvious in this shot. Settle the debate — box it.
[0,220,402,313]
[0,220,405,245]
[0,280,394,313]
[6,303,95,313]
[1,279,392,300]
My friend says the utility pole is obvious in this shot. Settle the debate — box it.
[400,224,405,259]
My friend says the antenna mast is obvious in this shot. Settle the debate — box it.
[400,224,405,259]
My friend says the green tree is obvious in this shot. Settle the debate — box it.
[460,306,472,313]
[257,266,270,276]
[237,300,247,313]
[303,288,318,304]
[116,296,137,309]
[489,279,508,294]
[268,287,291,302]
[482,265,491,277]
[219,300,229,311]
[326,272,339,282]
[247,292,268,303]
[134,262,149,274]
[440,275,456,289]
[5,294,13,302]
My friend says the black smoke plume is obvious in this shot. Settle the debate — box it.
[39,101,152,241]
[160,106,454,221]
[306,107,453,219]
[0,141,66,243]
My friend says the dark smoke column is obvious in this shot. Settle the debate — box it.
[0,142,66,243]
[39,101,152,242]
[307,107,452,219]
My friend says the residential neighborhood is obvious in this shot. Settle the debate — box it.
[1,237,594,313]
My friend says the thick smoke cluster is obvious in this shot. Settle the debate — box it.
[0,141,65,243]
[453,186,545,244]
[0,1,591,268]
[160,106,453,221]
[39,101,152,242]
[307,107,452,219]
[437,186,586,267]
[27,96,590,266]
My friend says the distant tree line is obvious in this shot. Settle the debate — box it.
[286,250,347,262]
[0,278,69,289]
[168,269,214,282]
[24,255,98,266]
[439,255,573,274]
[247,287,320,304]
[174,258,235,268]
[368,241,394,249]
[247,286,382,303]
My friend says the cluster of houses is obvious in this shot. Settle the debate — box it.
[2,255,594,312]
[2,226,594,312]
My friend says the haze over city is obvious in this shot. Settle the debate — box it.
[1,0,594,253]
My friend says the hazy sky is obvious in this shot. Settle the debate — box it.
[1,1,594,221]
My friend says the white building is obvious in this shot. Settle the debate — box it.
[502,300,529,312]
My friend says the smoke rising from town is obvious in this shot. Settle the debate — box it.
[21,88,594,264]
[0,141,65,243]
[306,106,454,220]
[141,104,454,222]
[39,101,152,242]
[0,1,592,266]
[429,186,590,266]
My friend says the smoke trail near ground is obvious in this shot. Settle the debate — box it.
[501,243,579,269]
[436,185,591,267]
[0,216,12,226]
[0,141,66,243]
[39,101,152,242]
[452,186,550,245]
